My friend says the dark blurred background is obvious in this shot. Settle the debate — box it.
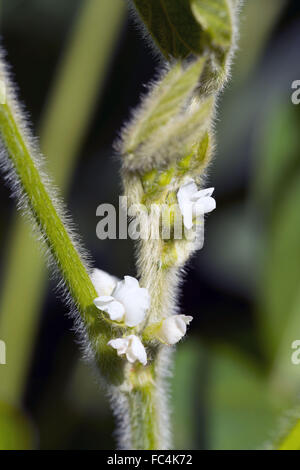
[0,0,300,450]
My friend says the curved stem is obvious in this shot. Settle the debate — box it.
[121,352,172,450]
[0,71,122,383]
[128,375,159,449]
[0,0,126,404]
[0,103,95,321]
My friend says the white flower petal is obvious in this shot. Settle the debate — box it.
[113,277,150,327]
[191,187,215,201]
[108,335,147,365]
[94,296,125,321]
[95,295,114,303]
[177,180,216,230]
[123,276,140,288]
[177,181,198,212]
[104,301,125,321]
[159,315,193,345]
[179,180,198,198]
[177,180,199,229]
[108,338,129,356]
[193,196,216,216]
[126,335,147,365]
[91,268,119,296]
[181,203,194,230]
[203,196,216,213]
[93,274,150,327]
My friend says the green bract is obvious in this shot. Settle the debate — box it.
[123,59,206,156]
[133,0,233,61]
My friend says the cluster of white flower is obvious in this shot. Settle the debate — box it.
[92,181,216,366]
[92,269,192,366]
[94,275,150,327]
[177,179,216,230]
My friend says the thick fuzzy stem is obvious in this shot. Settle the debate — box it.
[116,348,172,450]
[128,369,162,449]
[0,0,241,450]
[118,0,241,449]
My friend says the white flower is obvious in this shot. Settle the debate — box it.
[108,335,147,365]
[91,268,118,296]
[93,274,150,327]
[159,315,193,345]
[177,179,216,230]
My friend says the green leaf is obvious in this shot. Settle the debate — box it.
[191,0,232,48]
[253,103,299,209]
[123,58,206,155]
[254,104,300,374]
[126,95,214,172]
[208,347,282,450]
[133,0,232,60]
[172,342,283,450]
[259,177,300,390]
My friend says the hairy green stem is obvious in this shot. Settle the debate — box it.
[120,355,171,450]
[0,103,97,320]
[0,0,125,404]
[128,376,159,449]
[0,83,122,383]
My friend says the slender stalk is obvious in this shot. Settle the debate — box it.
[0,66,122,384]
[0,0,125,404]
[0,102,98,325]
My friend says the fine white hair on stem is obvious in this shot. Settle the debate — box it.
[110,346,174,450]
[0,0,242,450]
[0,45,102,373]
[0,48,93,275]
[116,0,241,450]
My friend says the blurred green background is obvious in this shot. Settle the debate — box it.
[0,0,300,450]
